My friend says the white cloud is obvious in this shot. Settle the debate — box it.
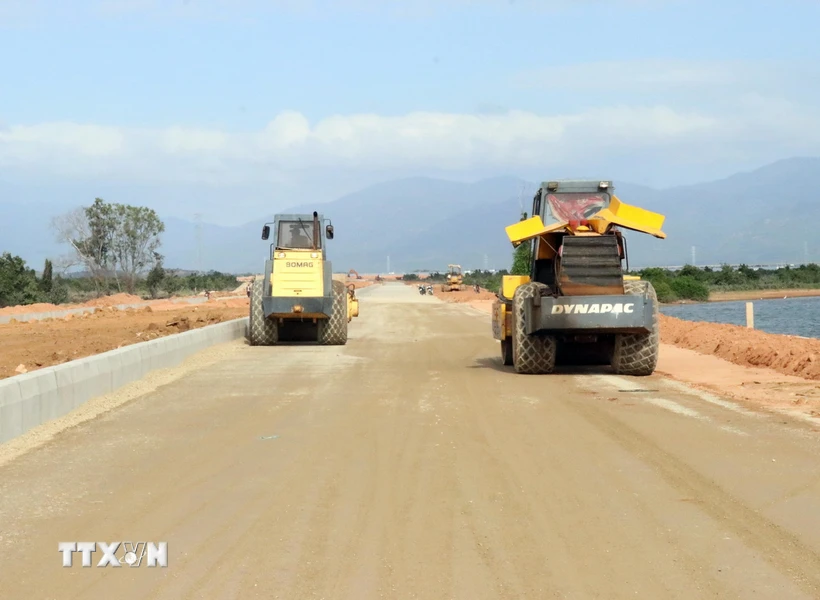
[2,99,818,186]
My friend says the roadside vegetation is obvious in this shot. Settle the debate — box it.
[411,232,820,305]
[0,251,241,308]
[0,197,243,308]
[633,263,820,303]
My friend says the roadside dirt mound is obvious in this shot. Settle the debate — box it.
[659,314,820,380]
[0,293,150,316]
[82,293,143,307]
[437,287,497,303]
[218,298,251,308]
[0,305,248,379]
[0,302,62,316]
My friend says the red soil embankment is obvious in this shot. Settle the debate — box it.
[659,314,820,381]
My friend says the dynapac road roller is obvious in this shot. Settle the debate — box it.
[491,180,666,375]
[249,211,359,346]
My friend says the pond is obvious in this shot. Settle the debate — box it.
[660,296,820,339]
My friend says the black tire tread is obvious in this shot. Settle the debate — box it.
[611,280,659,376]
[317,280,348,345]
[248,277,278,346]
[512,282,557,374]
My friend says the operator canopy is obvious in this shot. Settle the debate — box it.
[544,192,609,224]
[279,220,316,249]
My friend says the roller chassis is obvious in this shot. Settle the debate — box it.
[492,279,660,375]
[491,179,664,376]
[248,211,359,346]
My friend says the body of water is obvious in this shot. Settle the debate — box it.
[660,296,820,339]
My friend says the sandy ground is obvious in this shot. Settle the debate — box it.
[0,279,375,379]
[1,283,819,599]
[454,293,820,422]
[0,302,249,379]
[0,291,247,316]
[405,282,497,300]
[332,276,376,290]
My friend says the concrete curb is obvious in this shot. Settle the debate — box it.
[0,317,249,444]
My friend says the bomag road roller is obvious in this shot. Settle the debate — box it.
[249,211,359,346]
[491,180,666,375]
[441,264,463,292]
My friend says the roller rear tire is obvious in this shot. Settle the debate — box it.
[512,282,557,374]
[611,280,659,376]
[317,280,348,345]
[248,278,278,346]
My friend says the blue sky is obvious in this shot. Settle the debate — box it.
[1,0,819,223]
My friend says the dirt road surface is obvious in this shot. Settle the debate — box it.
[2,283,820,599]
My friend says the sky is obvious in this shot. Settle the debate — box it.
[1,0,819,225]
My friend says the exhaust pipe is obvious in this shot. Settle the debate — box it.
[312,211,320,250]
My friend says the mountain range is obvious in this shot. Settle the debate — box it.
[1,157,818,274]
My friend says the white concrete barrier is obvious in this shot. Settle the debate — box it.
[0,306,99,324]
[0,317,249,444]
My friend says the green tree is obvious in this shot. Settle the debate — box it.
[510,211,532,275]
[111,204,165,294]
[52,198,118,294]
[40,258,53,292]
[652,280,678,303]
[670,276,710,301]
[146,261,166,299]
[53,198,165,296]
[737,264,760,281]
[163,273,184,295]
[0,252,41,308]
[713,264,746,287]
[678,264,706,280]
[47,275,70,304]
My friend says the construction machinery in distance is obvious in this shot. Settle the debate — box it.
[491,180,666,376]
[441,264,463,292]
[249,211,359,346]
[348,269,363,279]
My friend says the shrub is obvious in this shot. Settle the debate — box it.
[652,280,678,303]
[670,276,710,301]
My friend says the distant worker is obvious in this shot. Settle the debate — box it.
[474,283,480,293]
[246,282,252,297]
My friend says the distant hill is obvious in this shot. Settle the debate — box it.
[159,175,537,273]
[2,157,819,273]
